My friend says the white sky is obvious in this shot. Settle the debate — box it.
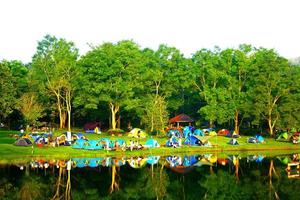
[0,0,299,63]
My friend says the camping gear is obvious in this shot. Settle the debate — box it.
[183,155,199,167]
[256,135,265,143]
[35,136,47,145]
[128,157,147,168]
[166,135,179,147]
[72,158,86,168]
[247,137,257,143]
[147,156,160,165]
[276,132,289,140]
[72,139,86,149]
[228,138,239,145]
[83,140,103,150]
[184,135,202,146]
[218,129,230,136]
[86,158,102,168]
[100,138,114,149]
[128,128,147,138]
[84,122,101,133]
[193,129,204,136]
[183,126,193,138]
[14,138,32,146]
[144,139,160,148]
[167,129,181,138]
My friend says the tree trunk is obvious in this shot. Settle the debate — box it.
[66,90,72,132]
[109,103,119,130]
[234,110,239,135]
[268,117,274,136]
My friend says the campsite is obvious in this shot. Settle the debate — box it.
[1,1,300,199]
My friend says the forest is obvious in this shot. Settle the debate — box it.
[1,35,300,136]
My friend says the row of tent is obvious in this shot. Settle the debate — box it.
[72,138,160,150]
[168,127,240,139]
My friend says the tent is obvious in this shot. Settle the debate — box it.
[183,155,199,167]
[72,139,86,149]
[276,132,289,140]
[83,140,103,150]
[128,157,147,168]
[147,156,160,165]
[144,139,160,148]
[72,158,86,168]
[218,129,230,136]
[86,158,103,168]
[34,136,46,144]
[226,131,240,138]
[167,129,181,138]
[256,135,265,143]
[194,129,204,136]
[166,136,179,147]
[169,114,194,128]
[128,128,147,138]
[84,122,100,131]
[184,135,202,146]
[100,138,114,149]
[228,138,239,145]
[14,138,32,146]
[183,126,193,138]
[247,137,258,143]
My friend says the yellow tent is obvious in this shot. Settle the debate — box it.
[128,128,147,138]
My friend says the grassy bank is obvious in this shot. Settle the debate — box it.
[0,129,299,161]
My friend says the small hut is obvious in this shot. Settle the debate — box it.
[169,114,194,128]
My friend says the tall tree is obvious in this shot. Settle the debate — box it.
[77,40,143,130]
[32,35,78,131]
[0,61,17,121]
[248,48,291,135]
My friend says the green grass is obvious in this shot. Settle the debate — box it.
[0,129,299,163]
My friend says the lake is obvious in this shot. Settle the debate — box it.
[0,153,299,199]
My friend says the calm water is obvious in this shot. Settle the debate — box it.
[0,153,299,200]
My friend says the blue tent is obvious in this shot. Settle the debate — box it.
[193,129,204,136]
[166,136,179,147]
[83,140,103,150]
[256,135,265,143]
[72,158,86,168]
[184,135,202,146]
[145,139,160,148]
[34,136,46,144]
[72,139,86,149]
[86,158,103,168]
[114,138,126,146]
[147,156,160,165]
[100,138,114,149]
[183,155,199,167]
[167,129,181,138]
[183,126,192,138]
[247,137,257,143]
[228,138,239,145]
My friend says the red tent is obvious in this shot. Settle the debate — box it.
[84,122,101,131]
[169,114,194,123]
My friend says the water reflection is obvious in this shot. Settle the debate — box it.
[0,153,299,199]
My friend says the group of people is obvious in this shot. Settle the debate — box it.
[129,140,143,151]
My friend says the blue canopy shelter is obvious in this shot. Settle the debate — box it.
[72,139,86,149]
[147,156,160,165]
[145,139,160,148]
[83,140,103,150]
[184,135,202,146]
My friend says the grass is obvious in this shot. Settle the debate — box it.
[0,129,299,163]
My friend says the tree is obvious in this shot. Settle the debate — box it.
[77,40,143,130]
[32,35,79,131]
[248,48,291,135]
[0,61,17,121]
[17,92,44,129]
[192,47,228,127]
